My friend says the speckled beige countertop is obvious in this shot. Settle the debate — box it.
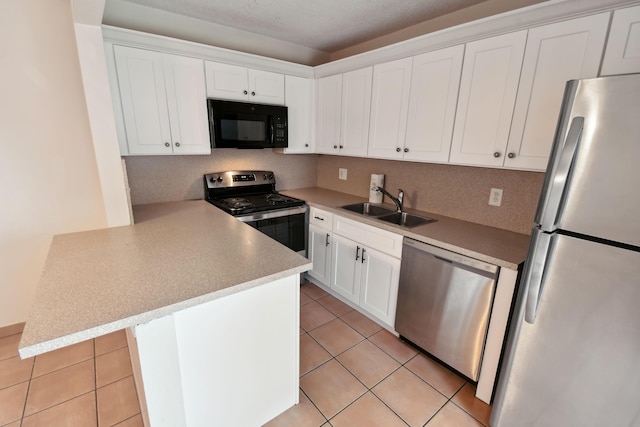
[282,187,530,270]
[19,200,311,358]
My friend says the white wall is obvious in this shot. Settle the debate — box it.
[0,0,109,327]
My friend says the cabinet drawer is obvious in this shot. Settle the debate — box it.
[309,207,333,230]
[333,215,403,258]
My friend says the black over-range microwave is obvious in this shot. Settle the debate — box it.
[207,99,288,149]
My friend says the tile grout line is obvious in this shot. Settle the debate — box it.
[303,282,490,426]
[302,283,490,427]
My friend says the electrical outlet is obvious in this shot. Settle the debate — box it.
[339,168,348,180]
[489,188,503,207]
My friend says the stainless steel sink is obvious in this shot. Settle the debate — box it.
[377,212,435,228]
[341,203,396,216]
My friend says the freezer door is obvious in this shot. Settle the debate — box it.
[491,233,640,427]
[536,74,640,247]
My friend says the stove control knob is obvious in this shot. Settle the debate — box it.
[268,173,274,180]
[263,174,268,180]
[217,177,223,183]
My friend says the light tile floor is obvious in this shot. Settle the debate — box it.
[0,326,142,427]
[265,281,492,427]
[0,281,492,427]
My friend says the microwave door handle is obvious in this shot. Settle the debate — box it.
[268,118,275,145]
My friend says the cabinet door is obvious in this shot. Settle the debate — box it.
[340,67,373,157]
[204,61,249,101]
[404,45,464,163]
[248,69,285,105]
[283,75,314,153]
[315,74,342,154]
[367,58,413,160]
[359,246,401,327]
[330,234,360,304]
[114,46,173,155]
[601,5,640,76]
[308,224,331,285]
[163,54,210,155]
[450,31,527,167]
[505,14,608,170]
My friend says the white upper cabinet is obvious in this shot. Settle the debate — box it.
[506,14,609,170]
[315,74,343,154]
[340,67,373,157]
[283,75,314,153]
[205,61,285,105]
[601,5,640,76]
[315,68,373,157]
[113,45,210,155]
[367,58,413,160]
[450,31,527,168]
[404,45,464,163]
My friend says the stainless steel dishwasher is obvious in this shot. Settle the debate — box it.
[395,238,498,381]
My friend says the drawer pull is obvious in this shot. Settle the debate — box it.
[356,246,361,261]
[314,216,324,221]
[325,233,330,246]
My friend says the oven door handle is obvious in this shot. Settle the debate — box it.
[233,205,308,222]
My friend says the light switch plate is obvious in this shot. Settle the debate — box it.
[489,188,503,206]
[339,168,348,180]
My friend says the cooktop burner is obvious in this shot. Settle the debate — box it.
[203,170,305,216]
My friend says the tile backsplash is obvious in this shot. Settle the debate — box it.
[125,151,543,235]
[317,155,544,235]
[124,150,318,205]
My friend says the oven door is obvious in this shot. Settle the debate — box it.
[236,206,307,253]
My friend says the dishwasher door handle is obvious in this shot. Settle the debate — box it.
[434,255,453,263]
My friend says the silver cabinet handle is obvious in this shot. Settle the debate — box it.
[243,90,248,95]
[325,233,330,247]
[493,152,501,158]
[355,246,360,261]
[251,91,256,96]
[333,145,338,149]
[339,145,344,149]
[175,142,180,147]
[164,142,170,147]
[396,147,401,152]
[539,117,584,231]
[404,148,409,153]
[507,152,515,158]
[361,248,366,263]
[524,229,554,324]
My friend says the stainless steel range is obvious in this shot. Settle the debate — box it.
[203,170,307,253]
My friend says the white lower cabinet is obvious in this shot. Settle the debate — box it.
[354,243,401,326]
[306,210,403,328]
[330,215,403,328]
[307,224,332,285]
[307,207,333,286]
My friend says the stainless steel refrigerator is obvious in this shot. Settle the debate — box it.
[490,73,640,427]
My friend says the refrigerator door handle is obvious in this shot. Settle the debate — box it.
[539,117,584,231]
[524,229,554,324]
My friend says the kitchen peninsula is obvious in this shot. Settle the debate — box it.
[18,200,311,426]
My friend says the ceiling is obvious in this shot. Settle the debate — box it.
[111,0,537,54]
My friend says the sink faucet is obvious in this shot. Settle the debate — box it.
[372,186,404,212]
